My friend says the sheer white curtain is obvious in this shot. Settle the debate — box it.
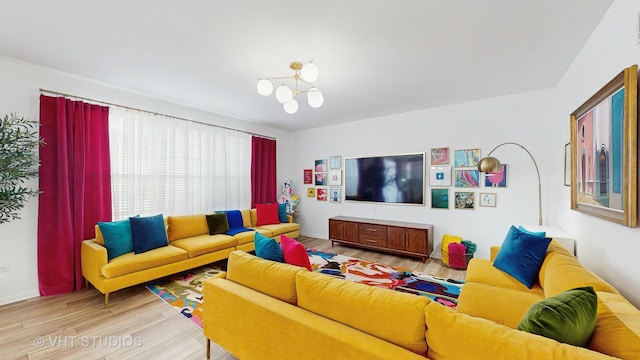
[109,107,251,220]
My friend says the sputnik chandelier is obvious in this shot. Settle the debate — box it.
[256,61,324,114]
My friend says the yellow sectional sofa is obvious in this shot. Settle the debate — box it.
[81,209,299,307]
[204,249,627,360]
[453,240,640,359]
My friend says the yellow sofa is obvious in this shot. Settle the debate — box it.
[81,209,299,307]
[203,250,616,360]
[452,240,640,359]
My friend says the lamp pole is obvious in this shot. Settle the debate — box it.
[480,142,542,225]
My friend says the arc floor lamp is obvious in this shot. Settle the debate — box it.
[477,142,542,225]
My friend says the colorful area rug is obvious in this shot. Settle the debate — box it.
[308,248,463,308]
[147,248,464,328]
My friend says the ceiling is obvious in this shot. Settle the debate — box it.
[0,1,613,131]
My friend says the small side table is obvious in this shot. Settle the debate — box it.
[519,224,575,256]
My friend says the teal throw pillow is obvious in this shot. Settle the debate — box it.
[254,232,284,262]
[518,225,546,237]
[278,203,288,223]
[98,218,133,260]
[517,286,597,347]
[130,214,169,254]
[493,225,551,288]
[206,213,230,235]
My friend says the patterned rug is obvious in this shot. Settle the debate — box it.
[146,248,464,328]
[307,249,463,308]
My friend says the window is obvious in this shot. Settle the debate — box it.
[109,108,251,219]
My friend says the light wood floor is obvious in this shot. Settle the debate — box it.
[0,236,465,360]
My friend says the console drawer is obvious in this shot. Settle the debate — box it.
[359,224,387,246]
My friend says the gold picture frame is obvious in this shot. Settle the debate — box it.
[570,65,637,227]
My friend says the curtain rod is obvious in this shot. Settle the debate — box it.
[39,88,276,140]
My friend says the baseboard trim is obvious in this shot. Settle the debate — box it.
[0,289,39,306]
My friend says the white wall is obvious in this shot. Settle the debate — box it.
[0,57,290,305]
[292,0,640,307]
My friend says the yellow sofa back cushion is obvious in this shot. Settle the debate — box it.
[166,214,209,242]
[588,291,640,359]
[424,302,616,360]
[226,250,303,304]
[296,271,430,356]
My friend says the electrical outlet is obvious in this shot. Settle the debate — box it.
[0,264,9,273]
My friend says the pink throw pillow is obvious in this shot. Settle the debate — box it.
[256,203,280,226]
[280,235,312,271]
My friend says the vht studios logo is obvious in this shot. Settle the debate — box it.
[34,335,143,348]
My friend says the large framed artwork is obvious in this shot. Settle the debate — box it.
[570,64,637,227]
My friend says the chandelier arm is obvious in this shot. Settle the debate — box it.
[486,142,542,226]
[260,75,296,81]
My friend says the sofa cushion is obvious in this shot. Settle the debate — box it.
[256,203,280,226]
[539,242,617,297]
[517,286,597,347]
[233,229,270,245]
[130,214,169,254]
[97,218,134,260]
[170,234,236,258]
[254,232,284,263]
[493,225,551,288]
[226,250,303,304]
[465,258,545,296]
[296,271,430,356]
[425,302,614,360]
[205,213,229,235]
[256,222,300,236]
[589,291,640,358]
[280,235,312,271]
[101,245,188,278]
[456,282,544,329]
[166,214,209,242]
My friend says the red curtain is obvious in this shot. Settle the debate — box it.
[251,136,277,207]
[38,95,112,295]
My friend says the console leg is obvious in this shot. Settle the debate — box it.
[104,293,109,309]
[206,339,211,359]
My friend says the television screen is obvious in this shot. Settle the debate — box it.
[344,152,425,205]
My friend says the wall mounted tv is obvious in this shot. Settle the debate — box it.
[344,152,425,205]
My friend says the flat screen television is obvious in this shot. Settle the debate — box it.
[344,152,425,205]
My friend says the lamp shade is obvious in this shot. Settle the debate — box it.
[300,62,319,82]
[275,85,293,104]
[257,79,273,96]
[307,88,324,108]
[478,157,502,173]
[283,99,298,114]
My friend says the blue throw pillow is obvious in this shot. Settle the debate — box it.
[493,225,551,288]
[222,210,244,228]
[278,203,288,223]
[254,232,284,262]
[518,225,546,238]
[98,219,134,260]
[130,214,169,254]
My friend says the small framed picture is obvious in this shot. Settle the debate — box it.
[330,155,342,169]
[315,159,327,172]
[328,170,342,186]
[429,166,452,187]
[455,169,480,188]
[303,169,313,184]
[431,188,449,209]
[307,188,315,197]
[329,186,342,203]
[454,148,481,167]
[479,192,497,207]
[454,192,475,209]
[430,147,450,165]
[317,188,327,201]
[315,172,327,186]
[484,164,508,187]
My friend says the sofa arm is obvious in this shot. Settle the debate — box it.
[490,246,501,262]
[81,239,108,285]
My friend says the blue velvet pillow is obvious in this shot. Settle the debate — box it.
[278,203,288,223]
[254,232,284,262]
[493,225,551,288]
[222,210,244,228]
[130,214,169,254]
[98,218,133,260]
[518,225,546,238]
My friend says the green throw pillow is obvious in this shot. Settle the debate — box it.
[206,213,230,235]
[517,286,597,347]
